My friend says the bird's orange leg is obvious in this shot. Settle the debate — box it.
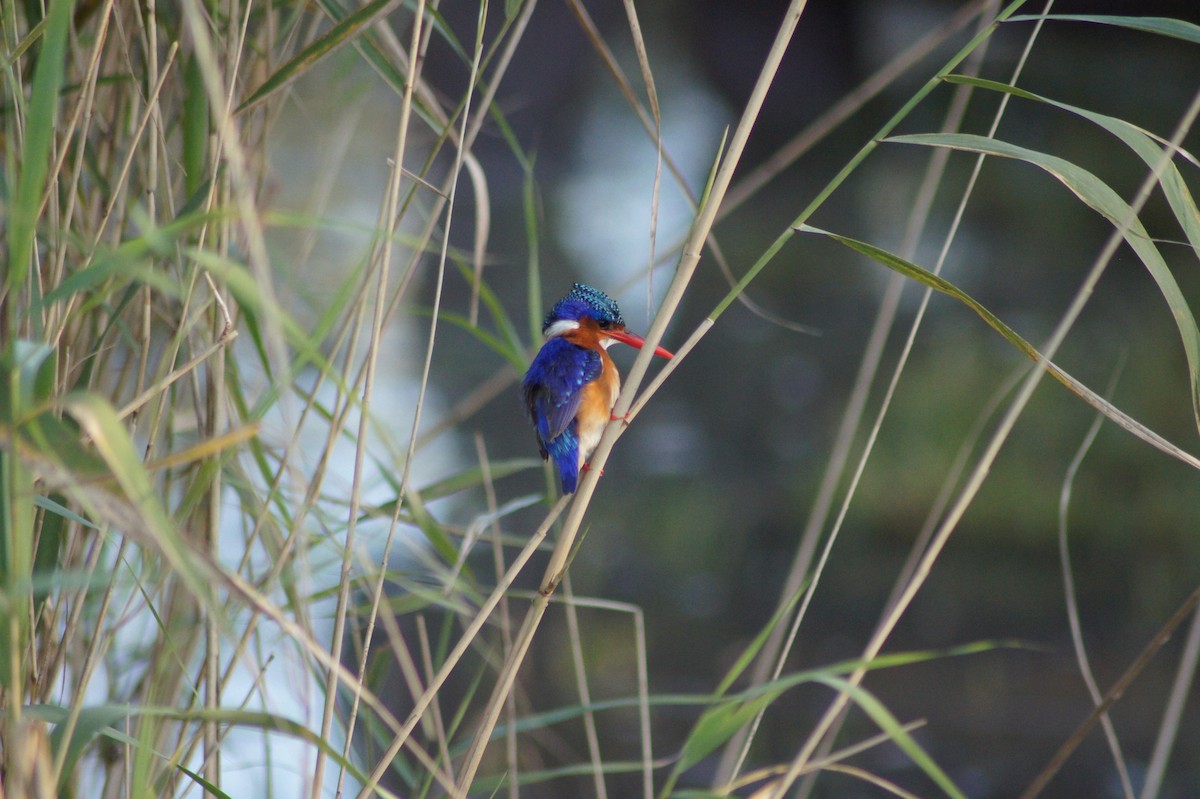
[581,462,605,477]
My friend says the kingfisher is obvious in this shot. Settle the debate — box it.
[522,283,674,494]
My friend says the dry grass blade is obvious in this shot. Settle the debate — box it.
[1140,607,1200,799]
[562,574,609,799]
[565,0,691,205]
[1019,586,1200,799]
[465,155,491,327]
[1058,380,1136,799]
[621,0,663,310]
[719,720,927,796]
[720,0,994,218]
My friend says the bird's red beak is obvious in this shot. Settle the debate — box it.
[605,329,674,359]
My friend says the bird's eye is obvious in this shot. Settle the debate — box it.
[597,319,612,329]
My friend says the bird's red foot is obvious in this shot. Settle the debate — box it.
[581,462,605,477]
[610,410,630,423]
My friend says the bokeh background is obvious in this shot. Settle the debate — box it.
[262,1,1200,796]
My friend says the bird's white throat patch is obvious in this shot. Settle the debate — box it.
[543,319,580,339]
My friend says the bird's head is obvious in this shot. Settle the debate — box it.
[542,284,673,358]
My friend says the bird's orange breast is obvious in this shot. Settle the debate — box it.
[573,350,619,466]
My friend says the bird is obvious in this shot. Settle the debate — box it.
[522,283,673,494]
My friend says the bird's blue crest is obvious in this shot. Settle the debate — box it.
[543,283,624,332]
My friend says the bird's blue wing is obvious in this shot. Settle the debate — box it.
[522,339,602,452]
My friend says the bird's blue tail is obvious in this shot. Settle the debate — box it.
[544,425,580,494]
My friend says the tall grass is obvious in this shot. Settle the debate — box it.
[3,1,1199,797]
